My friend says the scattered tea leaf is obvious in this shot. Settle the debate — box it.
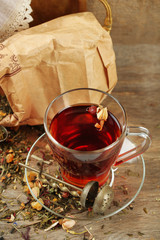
[127,233,133,237]
[10,227,16,234]
[143,207,148,214]
[129,204,134,210]
[101,224,104,229]
[21,227,31,240]
[44,221,59,232]
[104,231,112,235]
[67,230,87,235]
[125,169,139,177]
[155,198,160,202]
[156,124,160,128]
[138,231,145,236]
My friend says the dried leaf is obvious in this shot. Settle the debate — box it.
[31,187,40,198]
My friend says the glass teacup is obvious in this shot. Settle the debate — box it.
[44,88,151,188]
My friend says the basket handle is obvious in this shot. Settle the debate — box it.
[99,0,112,32]
[78,0,112,32]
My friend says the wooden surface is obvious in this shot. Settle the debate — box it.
[0,44,159,240]
[88,0,160,45]
[1,1,160,239]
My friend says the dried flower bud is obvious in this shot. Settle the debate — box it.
[20,202,25,210]
[88,105,97,115]
[31,198,44,211]
[28,172,38,181]
[23,171,38,182]
[0,176,6,182]
[95,106,108,131]
[6,153,14,163]
[8,214,15,222]
[44,199,51,207]
[97,106,108,121]
[61,218,76,230]
[62,192,69,198]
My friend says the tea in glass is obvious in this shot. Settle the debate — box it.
[44,88,151,188]
[49,104,122,187]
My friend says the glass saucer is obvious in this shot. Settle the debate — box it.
[25,133,145,221]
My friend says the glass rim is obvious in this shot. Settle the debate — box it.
[44,88,127,154]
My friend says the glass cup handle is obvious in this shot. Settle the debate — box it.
[115,126,151,166]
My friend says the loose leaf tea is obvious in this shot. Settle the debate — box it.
[0,97,142,235]
[0,95,13,120]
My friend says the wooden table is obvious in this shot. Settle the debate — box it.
[0,44,160,240]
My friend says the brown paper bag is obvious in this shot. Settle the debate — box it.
[0,12,117,127]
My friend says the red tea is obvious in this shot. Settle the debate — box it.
[49,105,122,187]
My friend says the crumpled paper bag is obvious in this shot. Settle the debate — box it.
[0,12,117,127]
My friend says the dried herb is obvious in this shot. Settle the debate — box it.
[156,123,160,128]
[129,204,134,210]
[87,105,108,131]
[0,112,46,229]
[21,227,31,240]
[0,95,13,120]
[143,207,148,214]
[127,233,133,237]
[11,224,31,240]
[125,169,140,177]
[0,127,5,141]
[138,231,145,236]
[104,231,112,235]
[101,224,104,229]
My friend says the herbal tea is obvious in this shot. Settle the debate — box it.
[49,105,122,187]
[50,105,121,150]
